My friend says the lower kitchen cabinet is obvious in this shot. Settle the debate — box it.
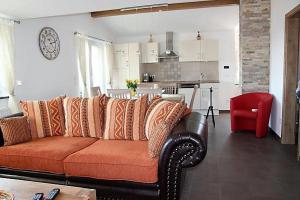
[178,83,219,115]
[199,83,219,115]
[178,88,201,110]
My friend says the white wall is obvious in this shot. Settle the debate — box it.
[14,14,114,100]
[269,0,300,137]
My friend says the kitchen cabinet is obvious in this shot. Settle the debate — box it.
[141,42,159,63]
[178,83,219,115]
[113,43,141,88]
[178,88,201,110]
[128,43,141,81]
[179,40,201,62]
[201,40,218,61]
[178,40,218,62]
[199,83,219,115]
[113,44,128,69]
[199,85,219,109]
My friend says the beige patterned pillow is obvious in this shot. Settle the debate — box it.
[0,116,32,146]
[63,95,107,138]
[20,97,65,139]
[146,101,187,158]
[104,95,148,140]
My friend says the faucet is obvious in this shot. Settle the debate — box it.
[200,73,206,80]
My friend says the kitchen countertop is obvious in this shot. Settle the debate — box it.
[139,80,220,84]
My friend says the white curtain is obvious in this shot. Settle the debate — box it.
[0,19,19,113]
[104,43,113,91]
[75,33,113,97]
[88,41,113,95]
[74,35,89,97]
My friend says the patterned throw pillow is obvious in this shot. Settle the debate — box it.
[145,101,187,158]
[20,97,65,139]
[104,95,148,140]
[0,116,32,146]
[145,95,163,122]
[63,95,107,138]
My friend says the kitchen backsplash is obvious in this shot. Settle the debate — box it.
[141,61,219,81]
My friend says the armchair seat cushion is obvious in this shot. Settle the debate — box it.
[0,136,97,174]
[232,109,257,120]
[64,140,158,183]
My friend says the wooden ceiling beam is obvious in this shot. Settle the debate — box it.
[91,0,240,18]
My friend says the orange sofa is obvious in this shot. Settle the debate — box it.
[0,112,207,200]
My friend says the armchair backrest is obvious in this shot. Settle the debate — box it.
[231,92,273,110]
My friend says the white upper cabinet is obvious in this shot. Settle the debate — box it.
[179,40,218,62]
[179,40,201,62]
[112,43,141,88]
[141,42,159,63]
[113,43,129,69]
[201,40,219,61]
[128,43,141,80]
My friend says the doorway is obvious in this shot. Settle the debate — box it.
[281,4,300,160]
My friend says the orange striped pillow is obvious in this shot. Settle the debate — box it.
[146,101,187,158]
[0,116,32,146]
[20,97,65,139]
[63,95,107,138]
[104,95,148,140]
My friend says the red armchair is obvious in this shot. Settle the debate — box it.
[230,93,273,138]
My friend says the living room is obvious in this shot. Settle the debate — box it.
[0,0,300,200]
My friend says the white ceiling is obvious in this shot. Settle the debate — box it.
[96,6,239,37]
[0,0,210,19]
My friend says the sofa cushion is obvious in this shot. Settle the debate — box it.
[63,95,107,138]
[145,101,187,158]
[0,136,97,174]
[64,140,158,183]
[0,116,32,146]
[104,95,148,140]
[20,97,65,139]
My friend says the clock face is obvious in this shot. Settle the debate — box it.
[39,27,60,60]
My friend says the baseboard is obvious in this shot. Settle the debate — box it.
[269,127,281,142]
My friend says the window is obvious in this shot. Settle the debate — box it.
[89,42,110,92]
[75,34,112,97]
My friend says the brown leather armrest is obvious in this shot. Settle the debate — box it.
[158,112,208,200]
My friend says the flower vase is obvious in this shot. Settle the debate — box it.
[130,89,136,97]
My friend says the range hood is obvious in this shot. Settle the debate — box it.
[158,32,179,59]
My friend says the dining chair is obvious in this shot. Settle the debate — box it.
[189,84,199,110]
[159,83,178,94]
[107,89,131,99]
[90,86,101,97]
[136,88,162,101]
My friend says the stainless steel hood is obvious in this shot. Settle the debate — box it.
[158,32,179,59]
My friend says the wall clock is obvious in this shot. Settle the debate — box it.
[39,27,60,60]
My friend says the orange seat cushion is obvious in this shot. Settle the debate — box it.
[64,140,158,183]
[0,136,97,174]
[232,109,257,120]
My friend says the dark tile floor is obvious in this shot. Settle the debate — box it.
[181,114,300,200]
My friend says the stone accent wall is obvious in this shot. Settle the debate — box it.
[240,0,271,93]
